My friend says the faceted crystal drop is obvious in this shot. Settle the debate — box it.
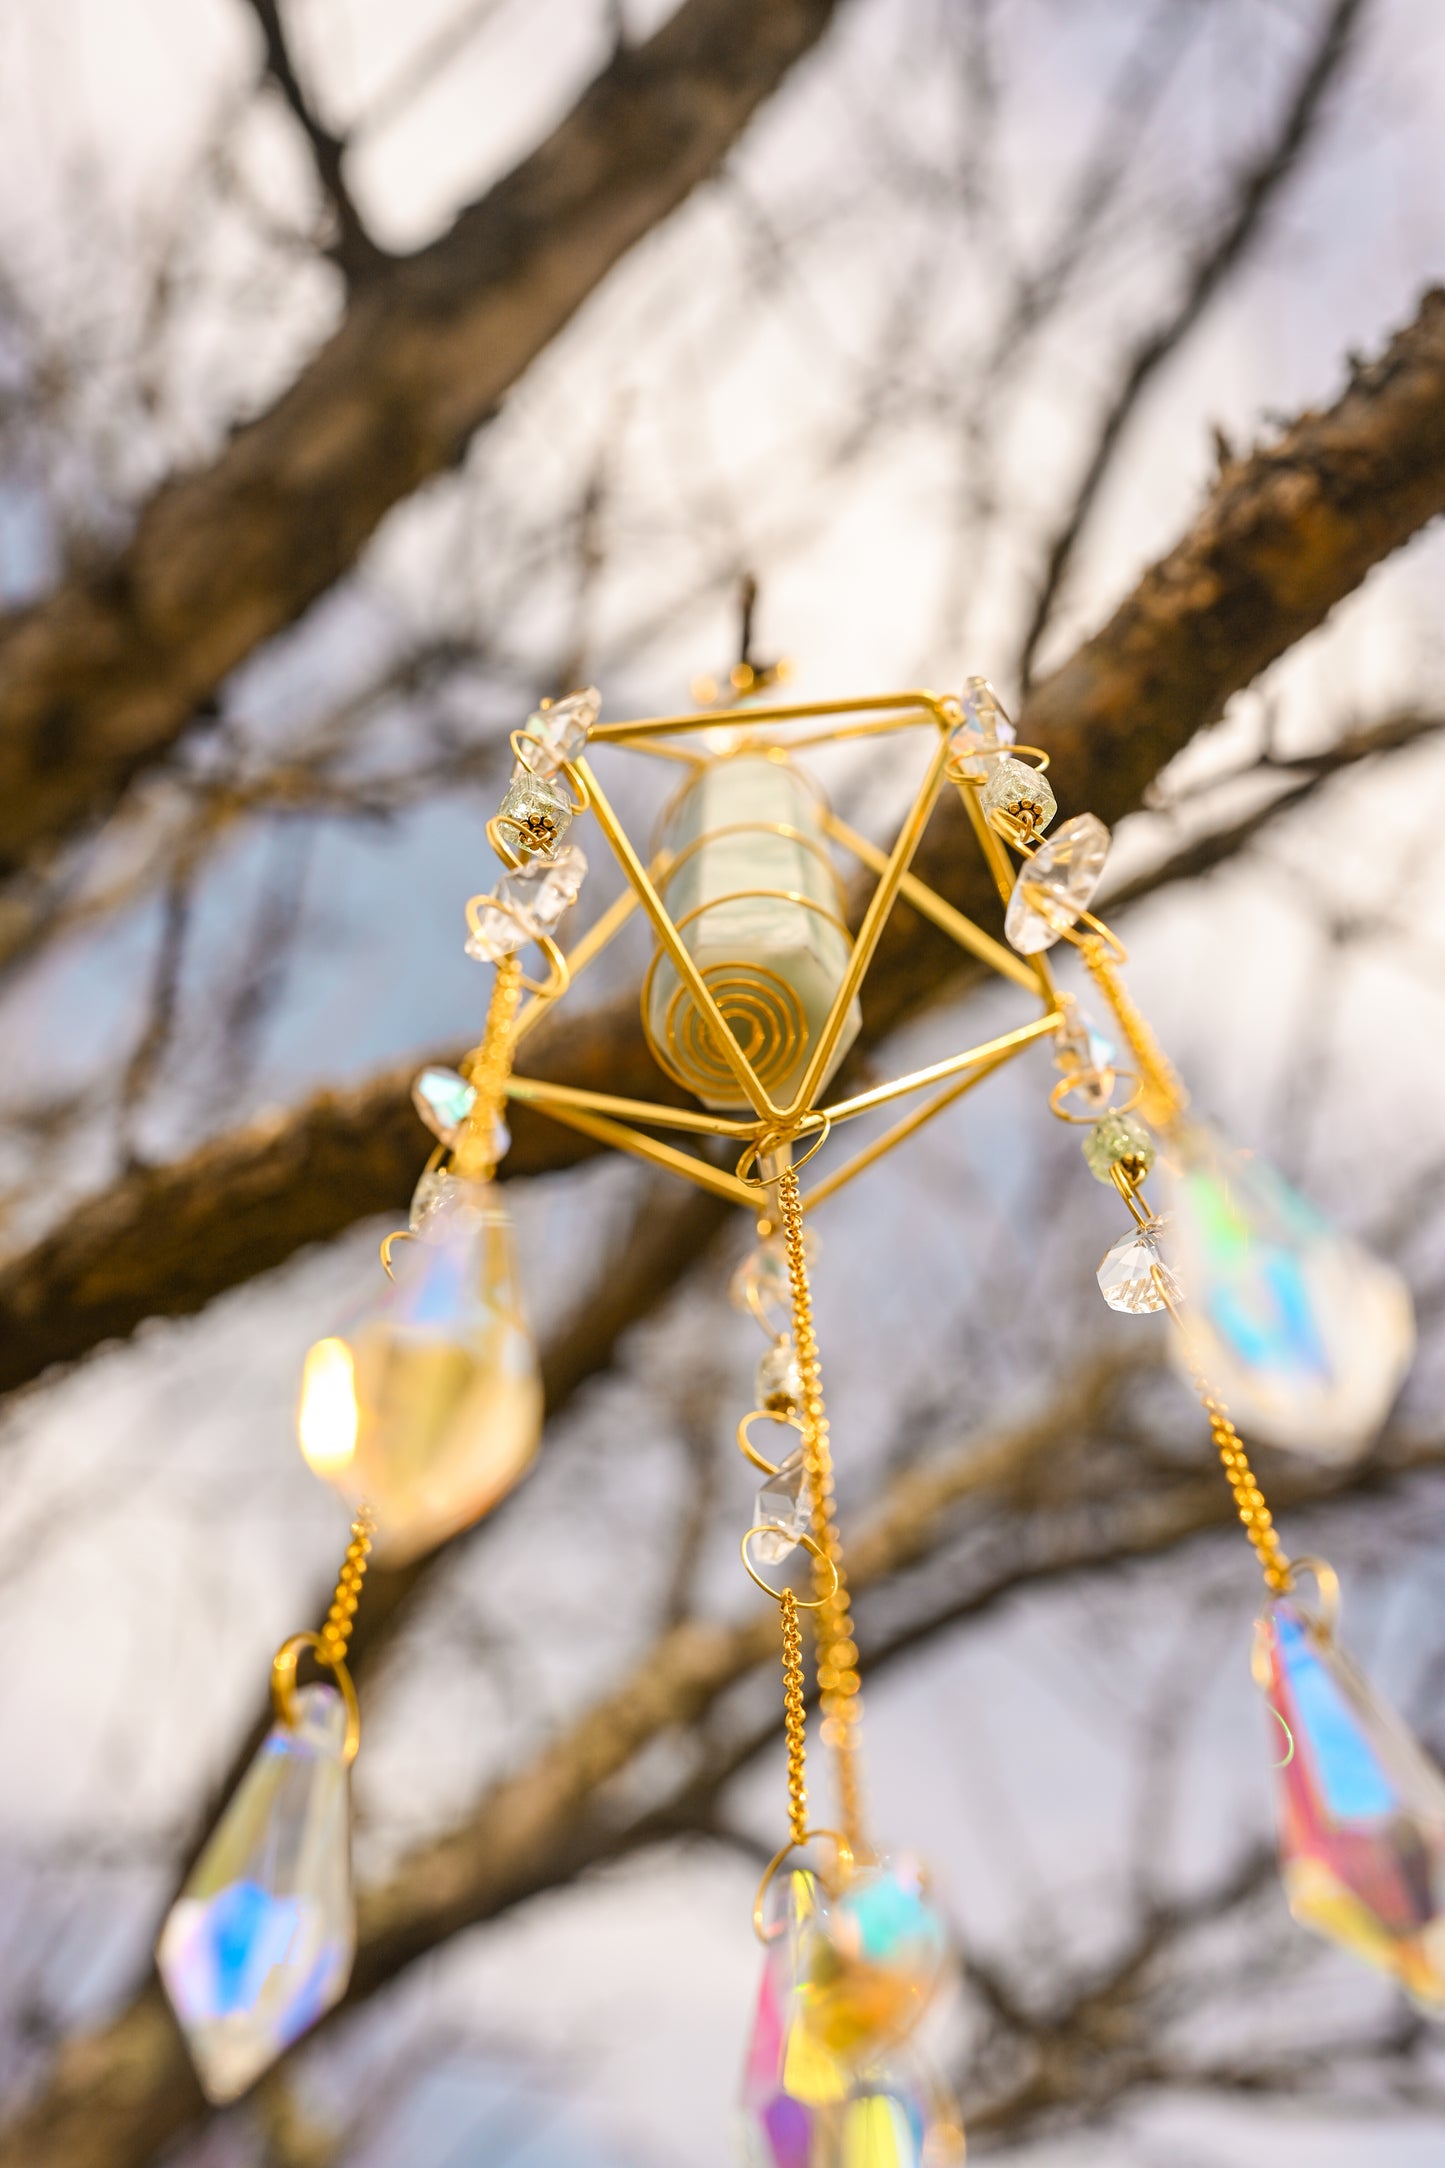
[948,676,1016,780]
[518,687,599,776]
[1163,1121,1415,1460]
[298,1185,543,1560]
[412,1065,477,1146]
[981,757,1056,839]
[758,1339,804,1415]
[1256,1598,1445,2010]
[1005,813,1110,955]
[1097,1216,1180,1314]
[497,770,573,856]
[157,1686,353,2104]
[755,1450,811,1564]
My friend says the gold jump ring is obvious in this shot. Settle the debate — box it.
[741,1527,839,1608]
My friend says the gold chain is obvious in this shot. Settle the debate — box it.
[1080,935,1188,1129]
[776,1162,864,1849]
[1195,1373,1292,1594]
[317,1506,377,1668]
[780,1587,808,1845]
[453,952,523,1179]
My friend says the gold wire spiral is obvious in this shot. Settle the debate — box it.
[776,1161,865,1848]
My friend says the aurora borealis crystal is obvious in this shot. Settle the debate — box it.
[157,1685,354,2102]
[1163,1121,1413,1459]
[1255,1598,1445,2010]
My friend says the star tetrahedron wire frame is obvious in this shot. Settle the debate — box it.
[498,690,1065,1212]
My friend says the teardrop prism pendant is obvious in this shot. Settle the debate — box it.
[739,1867,964,2165]
[1255,1593,1445,2011]
[298,1181,543,1561]
[1163,1121,1414,1461]
[157,1685,355,2103]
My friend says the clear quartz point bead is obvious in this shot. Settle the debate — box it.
[517,687,599,776]
[1006,812,1110,954]
[412,1065,477,1146]
[1097,1215,1180,1314]
[501,842,587,931]
[157,1685,353,2104]
[497,770,572,856]
[1255,1596,1445,2011]
[298,1183,542,1560]
[463,899,530,963]
[948,675,1016,779]
[981,756,1056,839]
[1053,997,1116,1111]
[1163,1120,1415,1460]
[754,1450,810,1564]
[757,1339,803,1415]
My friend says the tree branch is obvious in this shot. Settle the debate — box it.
[1015,0,1370,687]
[0,0,843,877]
[242,0,385,283]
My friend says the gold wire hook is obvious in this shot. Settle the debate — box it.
[270,1630,362,1765]
[737,1407,806,1476]
[741,1527,839,1608]
[735,1116,833,1186]
[1284,1554,1342,1635]
[751,1828,855,1942]
[1047,1067,1144,1123]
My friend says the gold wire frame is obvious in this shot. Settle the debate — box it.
[502,691,1064,1216]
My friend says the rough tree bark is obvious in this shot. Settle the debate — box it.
[3,286,1444,1396]
[0,0,842,876]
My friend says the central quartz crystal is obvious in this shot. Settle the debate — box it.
[646,754,860,1110]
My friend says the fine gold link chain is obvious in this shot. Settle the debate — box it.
[453,952,524,1179]
[1196,1375,1293,1594]
[317,1506,377,1669]
[780,1587,808,1845]
[1080,935,1188,1130]
[776,1162,865,1849]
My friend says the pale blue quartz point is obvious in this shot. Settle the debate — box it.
[157,1684,354,2103]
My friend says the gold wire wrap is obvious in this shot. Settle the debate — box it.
[776,1161,865,1850]
[781,1587,809,1845]
[454,953,525,1178]
[1078,931,1189,1129]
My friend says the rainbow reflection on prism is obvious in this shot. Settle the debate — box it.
[1255,1599,1445,2011]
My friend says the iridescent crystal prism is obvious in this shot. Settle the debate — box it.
[758,1339,804,1415]
[157,1686,353,2104]
[949,676,1016,779]
[1005,812,1110,955]
[1255,1597,1445,2010]
[739,1867,959,2167]
[808,1855,948,2063]
[1163,1121,1414,1459]
[981,757,1056,839]
[755,1451,811,1564]
[497,770,572,856]
[298,1182,543,1560]
[1097,1216,1180,1315]
[412,1065,477,1146]
[518,687,599,776]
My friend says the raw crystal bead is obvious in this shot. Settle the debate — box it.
[412,1065,477,1146]
[1052,997,1116,1112]
[408,1165,504,1232]
[981,756,1056,839]
[1162,1120,1414,1460]
[757,1339,804,1415]
[1005,812,1110,954]
[157,1686,353,2104]
[1097,1216,1180,1314]
[501,842,587,932]
[948,675,1016,779]
[516,687,599,777]
[730,1232,816,1329]
[1256,1596,1445,2010]
[754,1450,810,1564]
[1082,1109,1156,1185]
[298,1185,543,1561]
[463,898,530,963]
[497,769,573,857]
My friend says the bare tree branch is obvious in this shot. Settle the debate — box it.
[1015,0,1370,687]
[0,0,844,878]
[242,0,385,282]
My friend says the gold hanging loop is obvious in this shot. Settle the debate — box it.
[737,1407,806,1476]
[740,1527,839,1608]
[751,1828,855,1942]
